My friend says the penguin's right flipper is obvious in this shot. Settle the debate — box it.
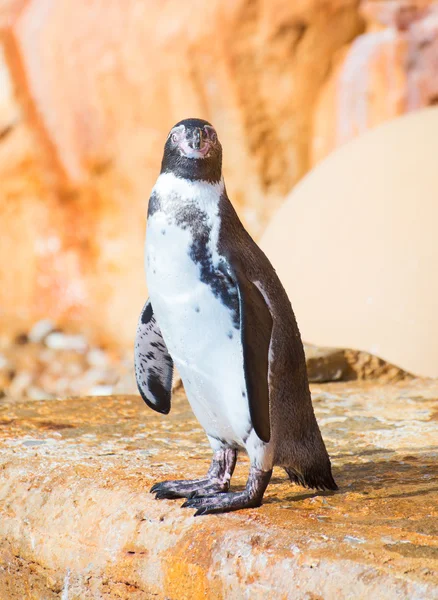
[223,263,273,443]
[135,299,173,414]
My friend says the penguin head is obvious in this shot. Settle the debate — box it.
[161,118,222,183]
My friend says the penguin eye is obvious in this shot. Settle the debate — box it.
[171,133,178,143]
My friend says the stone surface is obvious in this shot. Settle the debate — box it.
[0,1,363,346]
[312,0,438,164]
[0,326,131,401]
[261,108,438,378]
[0,380,437,599]
[304,344,410,383]
[0,322,409,405]
[0,1,437,348]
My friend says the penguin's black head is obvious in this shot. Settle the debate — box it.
[161,118,222,183]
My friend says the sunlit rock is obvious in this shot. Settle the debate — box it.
[0,381,436,598]
[312,1,438,164]
[262,108,438,377]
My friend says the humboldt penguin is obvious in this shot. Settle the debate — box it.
[135,118,337,515]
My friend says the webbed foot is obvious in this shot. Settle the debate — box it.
[151,478,226,500]
[151,447,237,500]
[181,467,272,516]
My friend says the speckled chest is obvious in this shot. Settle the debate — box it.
[145,173,240,365]
[145,173,251,443]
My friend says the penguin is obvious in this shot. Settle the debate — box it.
[135,118,337,516]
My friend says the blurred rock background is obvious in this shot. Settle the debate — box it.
[0,0,436,396]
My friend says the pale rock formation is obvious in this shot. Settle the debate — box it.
[261,108,438,377]
[312,0,438,163]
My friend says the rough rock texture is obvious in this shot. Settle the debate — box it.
[0,320,408,405]
[312,0,438,163]
[115,345,410,396]
[0,0,363,346]
[0,0,437,347]
[304,343,411,383]
[0,380,437,599]
[0,324,131,401]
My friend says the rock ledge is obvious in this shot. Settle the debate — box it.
[0,380,437,599]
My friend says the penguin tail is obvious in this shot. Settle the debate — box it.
[285,464,338,492]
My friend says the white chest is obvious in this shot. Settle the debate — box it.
[144,174,250,444]
[145,173,225,326]
[146,211,200,301]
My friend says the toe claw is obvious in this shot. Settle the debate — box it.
[155,490,183,500]
[188,490,201,499]
[183,491,264,514]
[181,498,201,509]
[150,479,230,503]
[154,491,166,500]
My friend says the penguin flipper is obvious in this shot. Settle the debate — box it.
[227,264,273,443]
[134,299,173,414]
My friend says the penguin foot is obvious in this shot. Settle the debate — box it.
[181,467,272,516]
[187,483,229,498]
[181,490,260,515]
[151,478,228,500]
[151,447,238,500]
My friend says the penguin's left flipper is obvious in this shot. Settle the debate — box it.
[134,299,174,414]
[224,262,273,443]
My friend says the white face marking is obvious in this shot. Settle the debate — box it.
[166,124,218,159]
[166,124,185,142]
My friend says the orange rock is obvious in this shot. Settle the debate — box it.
[0,0,25,30]
[2,1,437,351]
[312,0,438,164]
[0,381,437,598]
[0,0,363,347]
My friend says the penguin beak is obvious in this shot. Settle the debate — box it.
[191,128,203,150]
[178,126,210,158]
